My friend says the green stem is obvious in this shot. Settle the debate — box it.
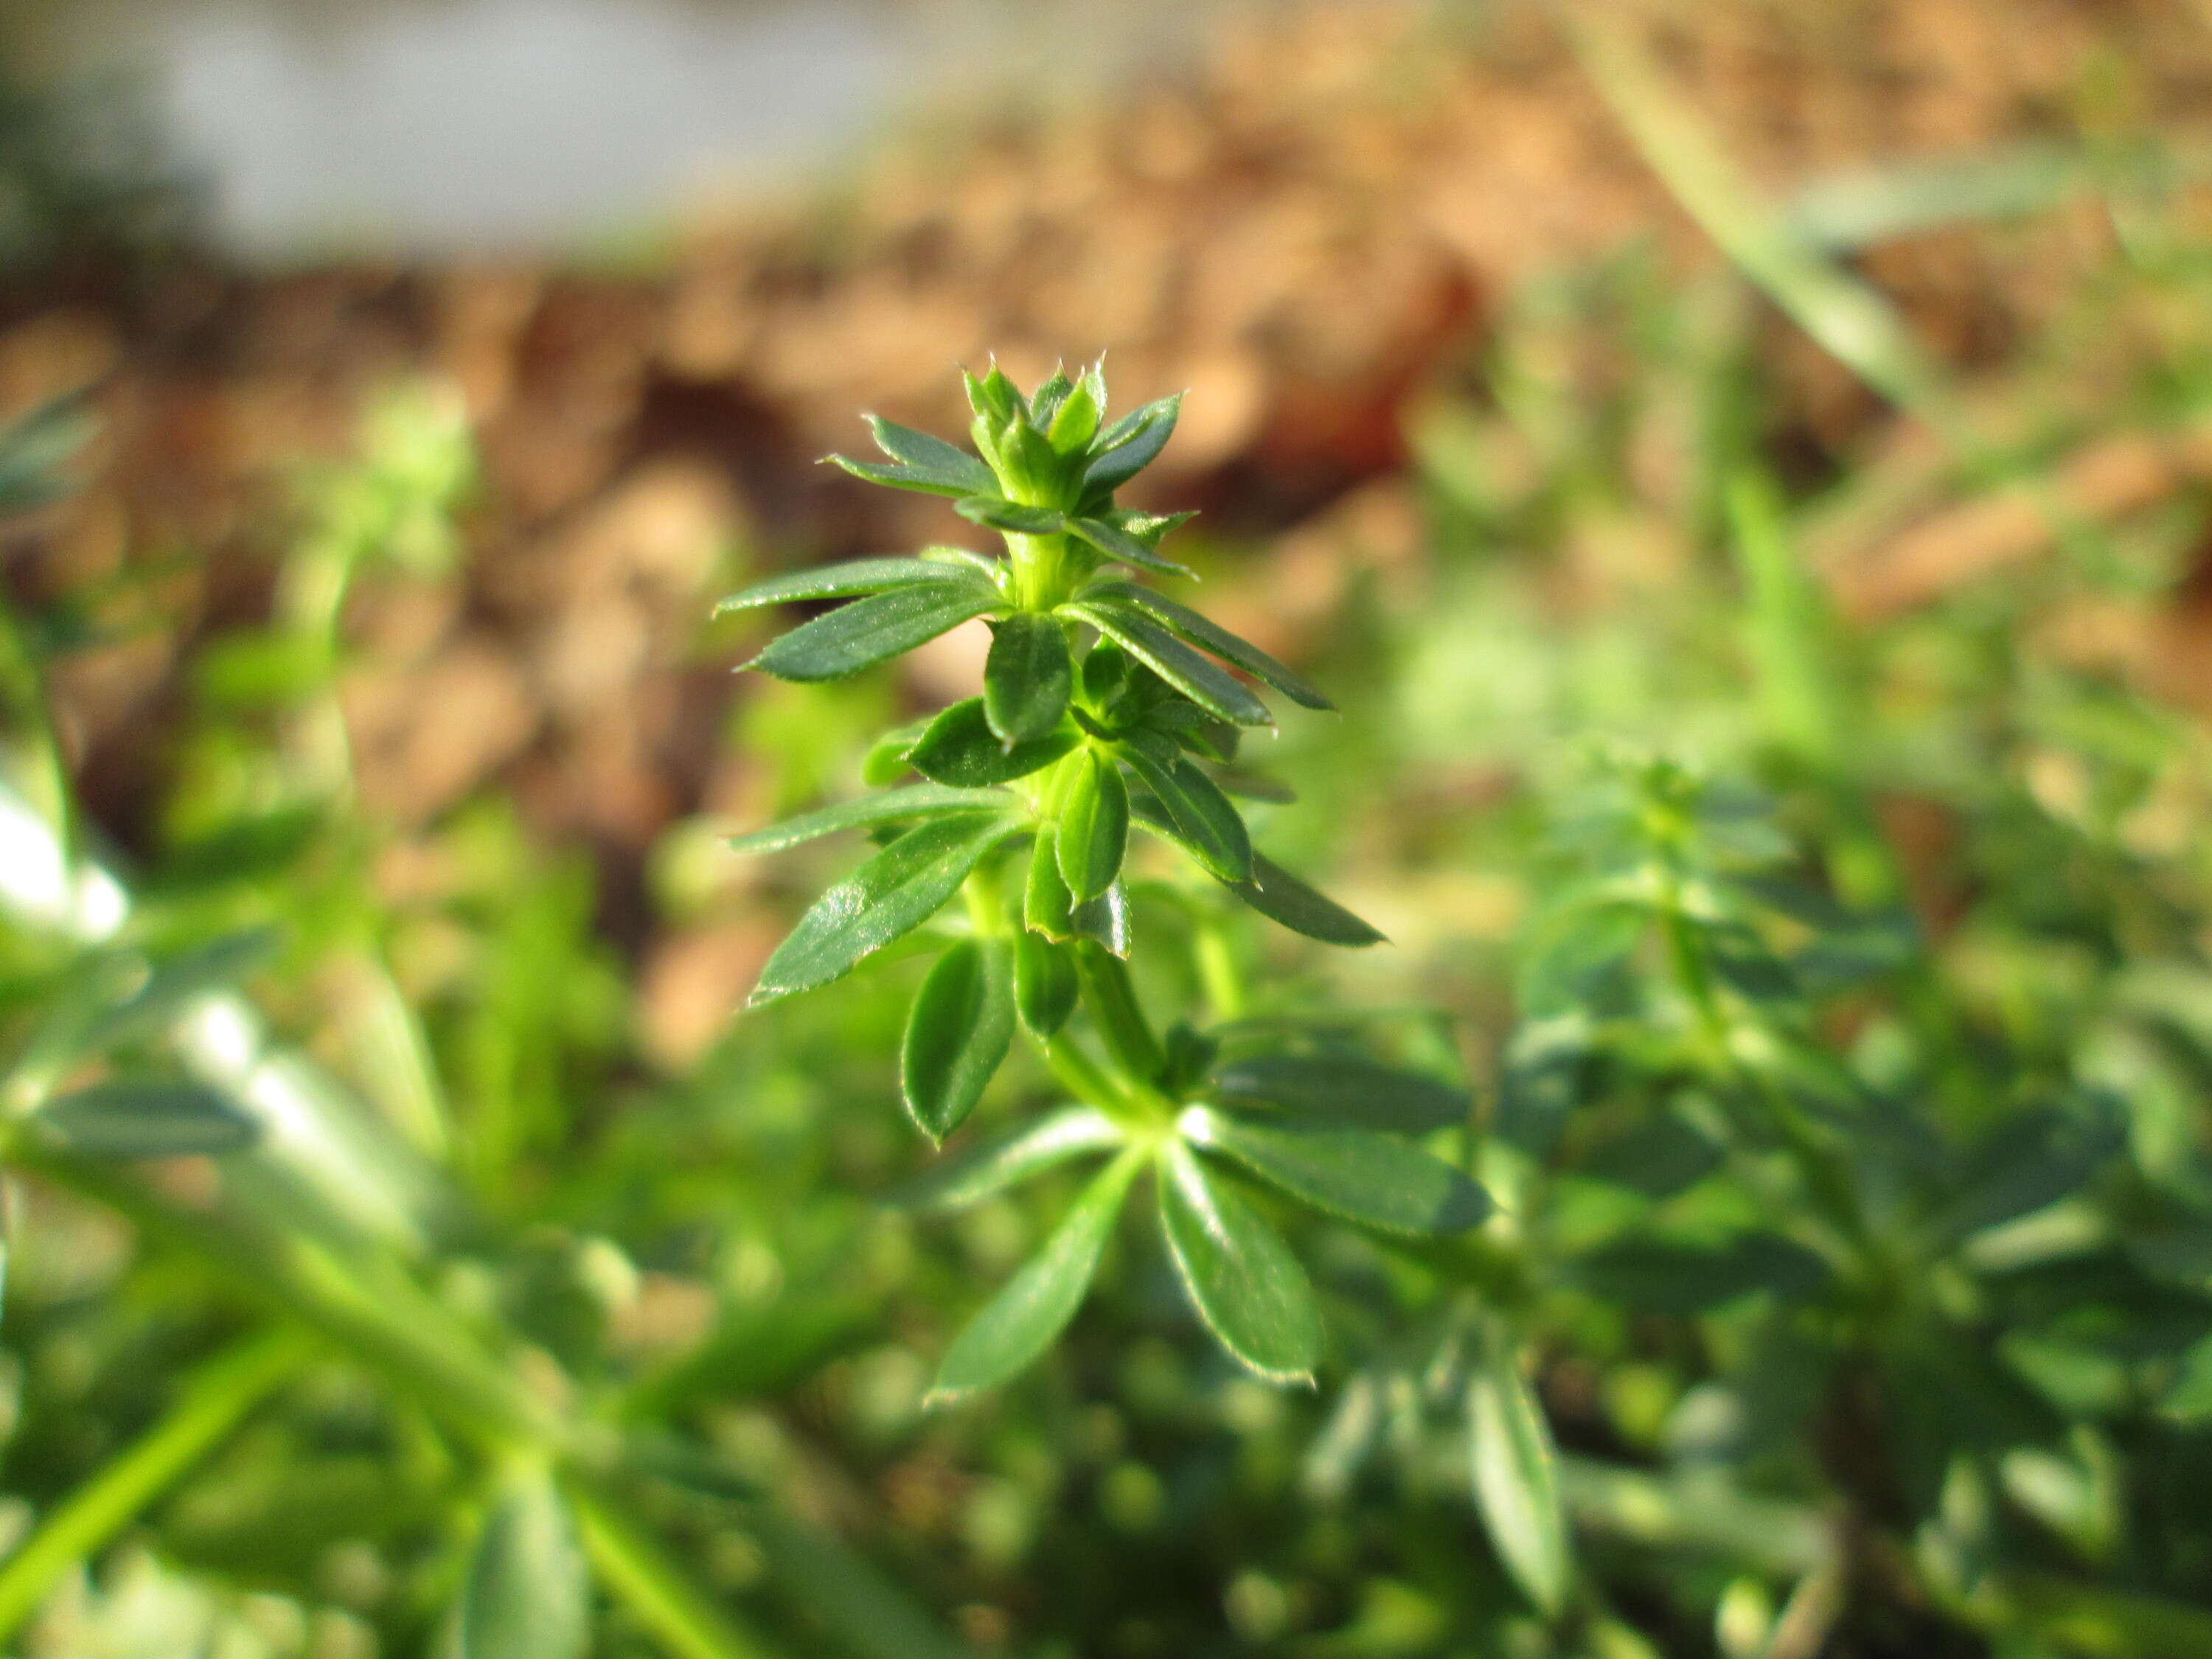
[1072,943,1164,1088]
[0,1327,313,1642]
[568,1481,785,1659]
[1194,919,1245,1023]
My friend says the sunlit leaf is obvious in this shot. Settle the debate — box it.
[751,815,1023,1004]
[894,1106,1124,1211]
[1157,1141,1321,1383]
[1055,748,1130,902]
[749,583,998,682]
[1469,1339,1571,1616]
[930,1150,1145,1401]
[458,1469,589,1659]
[900,939,1015,1144]
[1065,600,1272,726]
[714,554,988,615]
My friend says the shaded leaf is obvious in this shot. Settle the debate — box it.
[1083,394,1181,495]
[956,496,1066,535]
[1067,515,1194,578]
[1056,748,1130,902]
[930,1150,1145,1401]
[1469,1340,1572,1615]
[1084,581,1333,709]
[1180,1107,1489,1235]
[726,784,1012,857]
[1120,735,1251,883]
[900,939,1015,1143]
[1065,600,1271,726]
[1013,930,1079,1039]
[983,613,1074,743]
[910,698,1075,787]
[1208,1054,1470,1133]
[751,815,1022,1004]
[1157,1141,1321,1383]
[38,1080,256,1158]
[751,584,997,682]
[86,928,282,1053]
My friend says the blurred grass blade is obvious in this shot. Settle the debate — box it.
[1565,4,1942,417]
[568,1481,785,1659]
[930,1147,1145,1402]
[749,1513,974,1659]
[1468,1335,1571,1616]
[0,1329,310,1643]
[461,1467,591,1659]
[1157,1141,1321,1384]
[1727,470,1845,770]
[37,1079,257,1158]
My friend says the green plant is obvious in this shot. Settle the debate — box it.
[723,362,1491,1396]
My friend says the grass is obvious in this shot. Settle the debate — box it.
[6,24,2212,1658]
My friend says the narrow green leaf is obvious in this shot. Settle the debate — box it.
[1119,735,1251,883]
[894,1105,1123,1211]
[864,415,997,495]
[956,496,1066,535]
[1067,516,1194,578]
[1469,1340,1572,1615]
[1208,1054,1469,1133]
[1065,601,1272,726]
[1084,393,1181,494]
[900,939,1015,1144]
[827,453,979,500]
[1013,931,1079,1039]
[1223,852,1385,947]
[750,584,997,682]
[725,783,1012,856]
[911,698,1075,787]
[1056,748,1130,902]
[751,815,1022,1004]
[930,1149,1146,1401]
[1130,800,1383,945]
[459,1470,591,1659]
[1083,580,1333,709]
[714,555,987,616]
[1157,1141,1321,1383]
[38,1080,256,1159]
[983,613,1074,743]
[1180,1107,1489,1236]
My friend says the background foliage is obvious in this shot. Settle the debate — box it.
[7,3,2212,1656]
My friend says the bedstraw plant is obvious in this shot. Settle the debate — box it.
[722,361,1492,1397]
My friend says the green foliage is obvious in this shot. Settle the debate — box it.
[731,362,1461,1395]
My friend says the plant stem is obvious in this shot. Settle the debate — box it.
[568,1480,785,1659]
[1072,943,1164,1088]
[0,1327,313,1642]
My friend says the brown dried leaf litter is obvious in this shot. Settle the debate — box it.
[4,0,2209,1020]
